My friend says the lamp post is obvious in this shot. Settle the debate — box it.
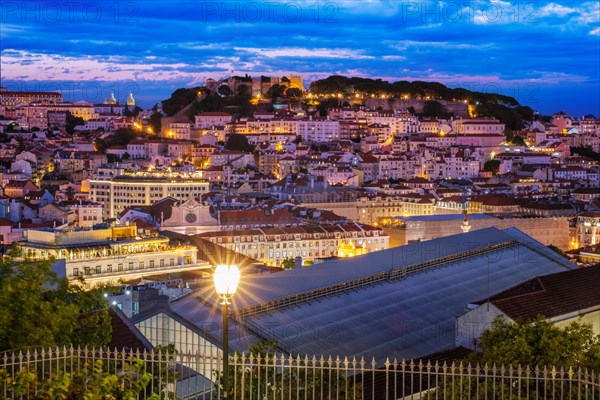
[213,264,240,398]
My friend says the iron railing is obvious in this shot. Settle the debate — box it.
[1,347,599,399]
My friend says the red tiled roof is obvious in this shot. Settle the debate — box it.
[478,266,600,320]
[197,112,232,117]
[107,308,152,351]
[0,218,13,226]
[219,208,297,225]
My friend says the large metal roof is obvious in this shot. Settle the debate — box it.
[168,227,576,363]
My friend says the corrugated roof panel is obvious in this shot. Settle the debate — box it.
[239,245,574,361]
[168,228,577,362]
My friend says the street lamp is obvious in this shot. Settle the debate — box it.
[213,264,240,398]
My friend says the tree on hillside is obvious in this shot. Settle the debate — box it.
[188,95,225,120]
[16,136,26,152]
[95,127,138,152]
[123,105,143,117]
[285,87,302,99]
[225,134,255,153]
[161,87,204,116]
[217,85,233,97]
[419,101,451,118]
[266,84,287,100]
[65,186,75,201]
[66,115,85,135]
[483,159,500,175]
[511,135,526,146]
[149,112,162,134]
[571,146,600,162]
[0,255,112,352]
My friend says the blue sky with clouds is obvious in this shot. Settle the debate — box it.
[1,0,598,115]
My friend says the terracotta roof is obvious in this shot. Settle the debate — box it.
[149,197,179,221]
[0,217,13,227]
[107,308,153,351]
[197,112,231,117]
[473,195,518,207]
[219,208,297,225]
[405,177,431,184]
[477,266,600,320]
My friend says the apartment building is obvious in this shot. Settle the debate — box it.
[16,224,204,288]
[89,174,210,218]
[297,119,340,142]
[200,223,389,267]
[194,112,233,129]
[0,90,62,106]
[451,117,505,135]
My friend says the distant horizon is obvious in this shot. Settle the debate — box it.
[1,76,597,118]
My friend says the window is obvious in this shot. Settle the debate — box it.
[139,261,144,269]
[73,268,79,276]
[118,263,123,272]
[160,259,165,267]
[150,260,155,268]
[129,262,134,270]
[96,266,101,274]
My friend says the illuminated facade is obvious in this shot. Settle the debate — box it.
[16,224,206,288]
[200,223,389,267]
[577,211,600,247]
[0,91,62,106]
[89,174,210,218]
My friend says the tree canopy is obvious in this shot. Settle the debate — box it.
[161,87,204,116]
[285,87,302,98]
[95,127,138,152]
[65,115,84,135]
[148,111,162,134]
[266,84,287,100]
[187,95,225,120]
[309,76,520,106]
[225,134,255,153]
[430,317,600,399]
[475,317,600,371]
[0,256,113,352]
[419,100,452,119]
[483,159,500,175]
[217,85,233,97]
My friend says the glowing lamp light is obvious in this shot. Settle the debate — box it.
[213,264,240,298]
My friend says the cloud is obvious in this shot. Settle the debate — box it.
[538,3,578,17]
[0,0,597,115]
[233,47,374,59]
[381,55,406,61]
